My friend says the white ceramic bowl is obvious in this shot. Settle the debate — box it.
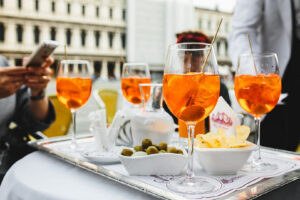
[194,143,257,175]
[119,149,188,176]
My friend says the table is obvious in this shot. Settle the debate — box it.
[0,151,157,200]
[0,151,299,200]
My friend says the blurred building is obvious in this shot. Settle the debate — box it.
[127,0,195,81]
[127,0,233,81]
[195,7,232,67]
[195,7,233,87]
[0,0,233,81]
[0,0,126,80]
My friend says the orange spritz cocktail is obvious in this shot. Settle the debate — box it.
[178,120,205,138]
[121,77,151,104]
[235,73,281,118]
[163,73,220,123]
[57,77,92,110]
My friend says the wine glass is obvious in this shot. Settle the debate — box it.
[235,53,281,172]
[121,63,151,106]
[56,60,92,150]
[163,42,221,194]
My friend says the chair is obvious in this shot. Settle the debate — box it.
[42,95,72,137]
[93,89,119,124]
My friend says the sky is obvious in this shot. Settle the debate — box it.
[193,0,236,12]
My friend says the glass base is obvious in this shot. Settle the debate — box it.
[242,160,277,173]
[166,176,221,194]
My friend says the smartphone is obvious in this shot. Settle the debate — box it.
[24,40,59,67]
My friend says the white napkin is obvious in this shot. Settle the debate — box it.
[89,110,126,151]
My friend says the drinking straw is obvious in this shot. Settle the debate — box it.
[247,34,258,74]
[200,17,223,73]
[64,45,68,60]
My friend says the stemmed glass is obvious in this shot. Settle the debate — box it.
[56,60,92,150]
[235,53,281,172]
[121,63,151,106]
[163,43,221,194]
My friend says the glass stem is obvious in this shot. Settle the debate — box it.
[254,117,261,162]
[187,124,195,178]
[71,110,77,149]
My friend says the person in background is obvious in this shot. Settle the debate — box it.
[0,55,55,182]
[163,31,232,124]
[228,0,299,151]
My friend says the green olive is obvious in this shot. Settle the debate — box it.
[177,149,183,155]
[142,138,152,150]
[146,146,159,155]
[158,142,168,151]
[134,145,143,152]
[167,147,177,153]
[159,150,166,153]
[121,148,134,156]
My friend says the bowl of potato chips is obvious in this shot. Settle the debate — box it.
[194,125,257,175]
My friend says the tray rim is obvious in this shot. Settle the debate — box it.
[28,135,300,200]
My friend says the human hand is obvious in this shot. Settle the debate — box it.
[0,67,27,98]
[24,57,54,97]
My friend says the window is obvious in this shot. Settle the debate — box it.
[81,30,86,46]
[16,24,23,43]
[0,23,4,42]
[122,9,126,20]
[15,59,23,66]
[96,6,99,17]
[121,33,126,49]
[94,31,100,47]
[109,8,113,19]
[198,19,202,29]
[66,28,72,46]
[0,0,4,7]
[225,41,228,56]
[67,3,71,14]
[35,0,39,11]
[216,40,221,55]
[51,1,55,13]
[18,0,22,9]
[50,27,56,40]
[208,20,211,30]
[108,62,115,80]
[108,32,114,48]
[82,5,85,16]
[34,26,40,44]
[93,61,102,77]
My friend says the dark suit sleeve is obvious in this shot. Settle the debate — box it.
[13,87,56,133]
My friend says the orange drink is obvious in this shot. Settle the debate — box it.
[178,120,205,138]
[163,73,220,123]
[121,77,151,104]
[235,73,281,118]
[56,77,92,110]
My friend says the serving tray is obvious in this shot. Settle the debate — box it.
[28,135,300,200]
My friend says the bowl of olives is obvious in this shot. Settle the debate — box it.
[119,138,188,176]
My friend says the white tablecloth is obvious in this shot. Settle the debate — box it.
[0,151,157,200]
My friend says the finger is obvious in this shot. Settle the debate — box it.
[6,76,25,83]
[27,67,44,75]
[0,75,24,84]
[22,57,29,66]
[41,57,54,68]
[27,66,52,75]
[25,75,50,83]
[0,67,27,75]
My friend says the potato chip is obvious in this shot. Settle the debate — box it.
[195,126,251,148]
[236,125,251,140]
[201,132,221,148]
[226,135,246,148]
